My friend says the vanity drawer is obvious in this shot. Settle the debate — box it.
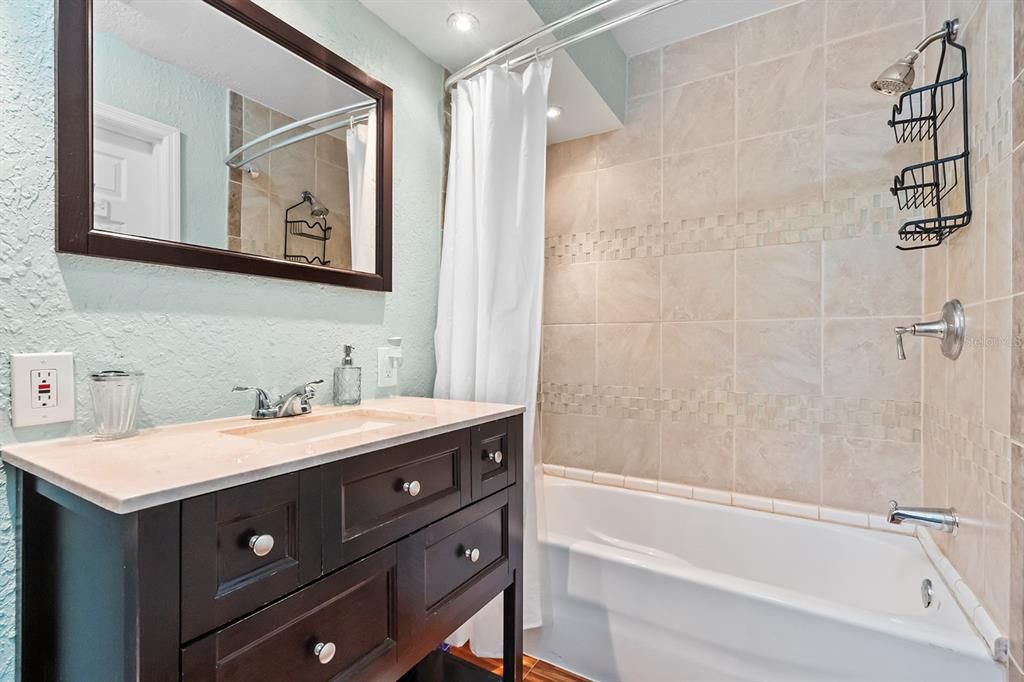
[398,490,511,645]
[470,416,519,500]
[322,429,471,571]
[180,471,321,642]
[182,546,398,682]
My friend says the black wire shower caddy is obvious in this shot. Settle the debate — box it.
[887,22,971,250]
[284,197,332,266]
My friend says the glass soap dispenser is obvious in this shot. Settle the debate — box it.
[333,344,361,406]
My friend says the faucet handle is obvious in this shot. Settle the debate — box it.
[233,385,270,403]
[303,379,324,396]
[893,327,910,361]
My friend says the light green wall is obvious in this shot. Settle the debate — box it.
[93,31,229,249]
[0,0,446,677]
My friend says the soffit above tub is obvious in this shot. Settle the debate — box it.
[359,0,624,143]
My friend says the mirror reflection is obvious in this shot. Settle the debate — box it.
[92,0,378,272]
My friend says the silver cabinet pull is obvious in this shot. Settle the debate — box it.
[403,480,421,497]
[488,450,503,464]
[464,547,480,563]
[248,534,275,557]
[314,641,336,664]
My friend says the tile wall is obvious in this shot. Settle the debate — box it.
[542,1,1018,670]
[227,92,353,269]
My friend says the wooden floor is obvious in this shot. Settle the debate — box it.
[449,644,591,681]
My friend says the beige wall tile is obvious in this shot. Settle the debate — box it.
[628,49,661,98]
[661,423,734,488]
[987,0,1014,108]
[824,318,921,400]
[1013,295,1024,442]
[596,417,660,478]
[985,299,1012,435]
[822,436,921,513]
[823,235,922,316]
[737,48,824,138]
[541,412,597,469]
[663,73,735,155]
[825,22,923,120]
[661,250,735,321]
[315,133,346,165]
[924,246,947,315]
[1011,511,1024,670]
[988,157,1013,299]
[315,160,350,228]
[240,184,269,254]
[736,243,821,319]
[824,110,922,200]
[597,258,661,322]
[597,323,661,387]
[825,0,921,41]
[546,172,596,235]
[662,321,735,390]
[663,144,737,220]
[736,0,824,66]
[948,304,985,423]
[242,98,271,135]
[662,25,735,88]
[544,263,596,324]
[597,159,661,230]
[597,94,661,168]
[735,429,821,503]
[950,0,983,27]
[547,136,596,178]
[736,320,821,395]
[1016,0,1024,77]
[924,341,947,409]
[542,325,595,385]
[1013,443,1024,518]
[269,136,316,200]
[947,181,986,306]
[982,493,1011,632]
[1015,148,1024,294]
[948,452,986,600]
[737,126,823,211]
[923,416,949,506]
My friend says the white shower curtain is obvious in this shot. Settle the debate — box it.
[434,59,552,656]
[347,110,377,272]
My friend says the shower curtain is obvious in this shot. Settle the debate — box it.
[434,59,552,656]
[347,110,377,272]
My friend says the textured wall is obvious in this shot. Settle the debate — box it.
[0,0,445,676]
[93,30,230,249]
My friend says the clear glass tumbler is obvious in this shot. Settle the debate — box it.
[89,370,144,440]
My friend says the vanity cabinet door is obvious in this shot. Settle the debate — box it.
[322,429,471,571]
[470,416,519,500]
[182,546,399,682]
[180,471,321,642]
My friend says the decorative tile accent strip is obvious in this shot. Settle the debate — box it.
[923,404,1011,504]
[545,192,906,265]
[540,464,916,537]
[918,528,1008,662]
[541,383,922,443]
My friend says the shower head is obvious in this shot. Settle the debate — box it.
[301,191,330,217]
[869,18,959,97]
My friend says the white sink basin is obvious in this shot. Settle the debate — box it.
[222,409,427,445]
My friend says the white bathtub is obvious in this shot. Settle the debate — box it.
[525,476,1003,682]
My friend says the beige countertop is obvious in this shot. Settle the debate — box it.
[1,397,524,514]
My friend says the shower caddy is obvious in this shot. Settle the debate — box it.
[886,20,970,250]
[284,197,332,266]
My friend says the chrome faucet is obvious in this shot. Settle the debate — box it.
[233,379,324,420]
[894,299,965,361]
[887,500,958,533]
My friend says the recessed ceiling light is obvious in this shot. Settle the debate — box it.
[546,105,563,119]
[447,12,479,32]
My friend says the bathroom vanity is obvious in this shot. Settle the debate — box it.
[3,397,524,681]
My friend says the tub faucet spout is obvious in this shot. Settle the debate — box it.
[887,500,958,533]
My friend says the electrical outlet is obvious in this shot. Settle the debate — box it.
[377,347,397,387]
[11,352,75,427]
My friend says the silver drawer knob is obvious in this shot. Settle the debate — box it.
[248,534,274,557]
[314,641,336,664]
[488,450,503,464]
[403,480,421,497]
[464,547,480,563]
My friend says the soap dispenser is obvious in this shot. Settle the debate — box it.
[333,344,361,406]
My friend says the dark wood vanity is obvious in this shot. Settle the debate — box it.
[16,412,524,681]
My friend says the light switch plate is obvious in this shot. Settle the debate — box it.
[11,352,75,428]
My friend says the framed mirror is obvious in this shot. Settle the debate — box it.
[55,0,393,290]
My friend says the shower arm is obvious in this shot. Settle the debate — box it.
[904,21,959,65]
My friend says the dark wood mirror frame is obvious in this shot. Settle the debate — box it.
[55,0,393,291]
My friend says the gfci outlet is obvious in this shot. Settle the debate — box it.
[11,352,75,428]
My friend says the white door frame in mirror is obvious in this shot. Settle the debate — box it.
[93,101,181,242]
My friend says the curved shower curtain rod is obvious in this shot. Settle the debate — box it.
[444,0,690,90]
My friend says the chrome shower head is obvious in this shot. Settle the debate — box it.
[870,18,959,97]
[871,52,919,96]
[301,190,330,217]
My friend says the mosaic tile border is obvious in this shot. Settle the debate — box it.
[923,404,1012,506]
[540,383,922,443]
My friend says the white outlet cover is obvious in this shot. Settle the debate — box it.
[377,347,397,387]
[11,352,75,428]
